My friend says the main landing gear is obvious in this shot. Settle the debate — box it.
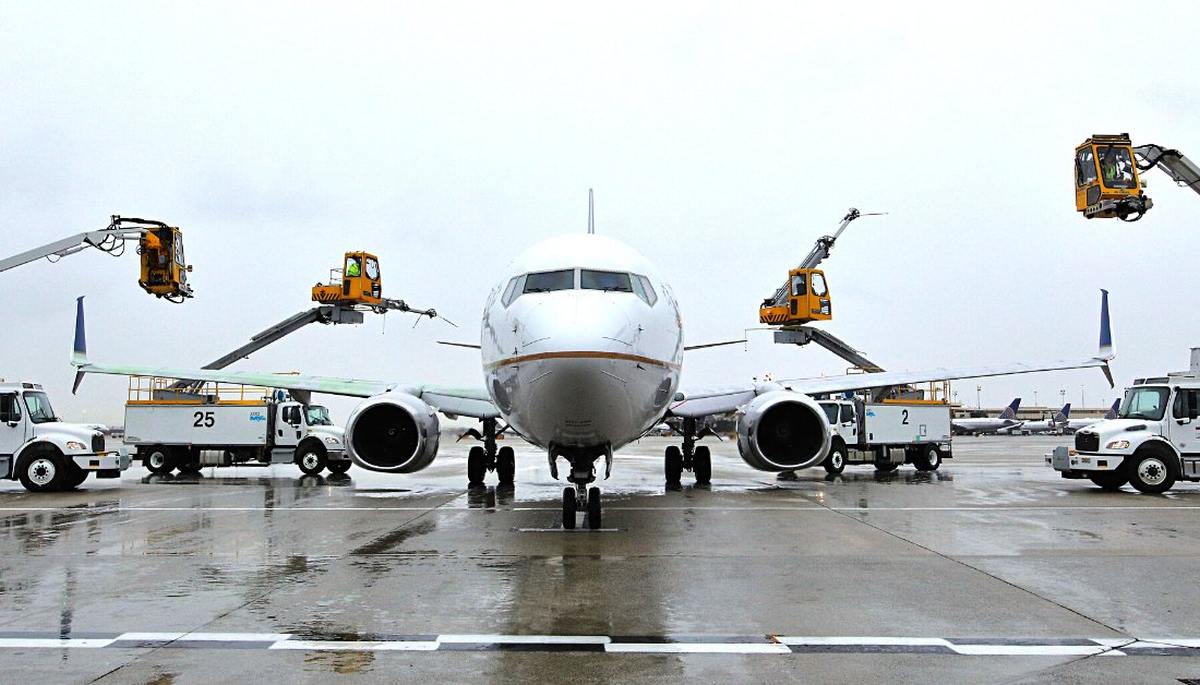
[460,418,516,487]
[664,417,714,489]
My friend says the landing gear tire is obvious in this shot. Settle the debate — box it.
[1127,451,1176,494]
[664,445,683,487]
[143,446,175,474]
[296,447,327,476]
[823,443,846,475]
[913,445,942,472]
[875,461,899,473]
[1088,471,1127,492]
[19,451,66,492]
[693,446,712,485]
[62,465,89,490]
[327,460,351,475]
[467,446,487,486]
[496,446,516,485]
[562,487,577,530]
[586,487,602,530]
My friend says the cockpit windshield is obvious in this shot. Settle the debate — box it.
[523,270,574,293]
[1096,145,1137,189]
[306,405,333,426]
[23,392,59,424]
[580,270,632,292]
[1119,386,1168,421]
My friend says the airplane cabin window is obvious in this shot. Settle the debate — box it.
[523,269,575,294]
[580,270,633,292]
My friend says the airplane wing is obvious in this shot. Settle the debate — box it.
[69,297,500,419]
[671,290,1114,419]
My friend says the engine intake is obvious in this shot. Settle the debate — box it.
[344,392,440,473]
[736,391,831,471]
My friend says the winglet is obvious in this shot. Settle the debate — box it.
[1098,289,1114,360]
[71,296,88,394]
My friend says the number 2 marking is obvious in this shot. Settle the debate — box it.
[901,409,910,425]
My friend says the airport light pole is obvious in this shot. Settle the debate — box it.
[976,385,981,410]
[1060,389,1066,406]
[1081,385,1085,410]
[1034,390,1039,407]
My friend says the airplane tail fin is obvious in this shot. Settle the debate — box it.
[1054,403,1071,423]
[1105,398,1121,419]
[1094,289,1115,387]
[999,398,1021,420]
[71,296,89,394]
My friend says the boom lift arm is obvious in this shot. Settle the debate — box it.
[0,215,193,302]
[1075,134,1200,222]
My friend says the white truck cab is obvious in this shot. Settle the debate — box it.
[1048,350,1200,493]
[0,381,130,492]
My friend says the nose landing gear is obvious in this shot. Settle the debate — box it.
[664,417,715,488]
[558,452,604,530]
[460,418,516,487]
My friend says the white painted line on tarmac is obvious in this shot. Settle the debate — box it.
[0,638,116,648]
[777,636,953,646]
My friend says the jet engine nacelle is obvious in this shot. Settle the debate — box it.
[736,390,831,472]
[344,392,440,473]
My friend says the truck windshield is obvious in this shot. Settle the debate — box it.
[22,392,59,424]
[820,403,839,423]
[1119,387,1169,421]
[306,405,333,426]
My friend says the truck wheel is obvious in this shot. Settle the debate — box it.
[913,445,942,472]
[823,442,846,475]
[62,465,89,490]
[1088,471,1127,491]
[176,448,202,474]
[143,447,175,474]
[496,446,516,485]
[327,460,351,475]
[296,446,327,475]
[18,450,66,492]
[1127,450,1177,494]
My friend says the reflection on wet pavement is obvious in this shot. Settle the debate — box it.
[3,435,1200,682]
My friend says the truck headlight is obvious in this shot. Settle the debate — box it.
[1106,440,1130,450]
[65,441,87,451]
[323,437,341,446]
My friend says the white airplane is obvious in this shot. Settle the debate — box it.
[1064,398,1121,433]
[69,235,1115,529]
[1016,403,1071,434]
[951,398,1024,435]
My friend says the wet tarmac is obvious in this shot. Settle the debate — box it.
[2,435,1200,683]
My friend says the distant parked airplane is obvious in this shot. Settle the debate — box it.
[1016,403,1071,434]
[1064,398,1121,433]
[952,398,1023,435]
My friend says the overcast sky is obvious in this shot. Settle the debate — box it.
[2,2,1198,425]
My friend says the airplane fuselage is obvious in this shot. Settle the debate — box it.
[480,235,683,458]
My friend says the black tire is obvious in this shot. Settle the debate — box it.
[296,445,327,475]
[496,446,516,485]
[913,445,942,472]
[62,465,89,490]
[18,449,66,492]
[176,448,202,473]
[467,445,487,485]
[664,445,683,485]
[562,487,577,530]
[875,460,899,473]
[586,487,602,530]
[1088,471,1127,491]
[693,446,712,485]
[143,446,175,474]
[824,441,847,475]
[1127,449,1177,494]
[327,460,351,475]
